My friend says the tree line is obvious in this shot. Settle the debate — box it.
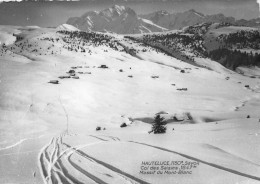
[208,48,260,69]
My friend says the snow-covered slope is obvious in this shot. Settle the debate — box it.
[66,5,168,34]
[128,22,260,70]
[141,9,260,31]
[0,25,21,45]
[141,9,235,30]
[0,26,260,184]
[56,24,79,31]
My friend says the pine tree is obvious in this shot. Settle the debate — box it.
[149,115,167,134]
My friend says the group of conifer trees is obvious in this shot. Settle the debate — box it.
[208,48,260,69]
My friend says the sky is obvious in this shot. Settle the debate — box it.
[0,0,259,27]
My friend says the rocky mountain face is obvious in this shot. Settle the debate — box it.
[66,5,168,34]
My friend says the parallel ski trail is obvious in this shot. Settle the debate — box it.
[64,143,149,184]
[38,134,149,184]
[129,141,260,182]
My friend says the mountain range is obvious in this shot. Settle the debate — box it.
[66,5,260,34]
[140,9,236,30]
[67,5,168,34]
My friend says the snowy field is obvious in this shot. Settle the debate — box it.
[0,25,260,184]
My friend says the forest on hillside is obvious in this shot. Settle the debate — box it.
[208,48,260,69]
[218,30,260,50]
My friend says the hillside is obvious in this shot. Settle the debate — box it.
[0,26,260,184]
[141,10,260,31]
[140,9,235,30]
[125,23,260,70]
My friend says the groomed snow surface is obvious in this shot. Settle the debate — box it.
[0,26,260,184]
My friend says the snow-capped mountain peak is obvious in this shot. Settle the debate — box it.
[66,5,167,34]
[100,5,131,20]
[66,5,255,34]
[113,5,126,13]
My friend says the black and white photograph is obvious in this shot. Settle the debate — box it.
[0,0,260,183]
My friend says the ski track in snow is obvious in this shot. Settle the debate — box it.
[2,25,260,184]
[38,133,260,184]
[0,134,46,151]
[235,84,260,111]
[0,138,28,151]
[38,133,150,184]
[129,141,260,182]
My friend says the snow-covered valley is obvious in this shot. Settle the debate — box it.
[0,25,260,184]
